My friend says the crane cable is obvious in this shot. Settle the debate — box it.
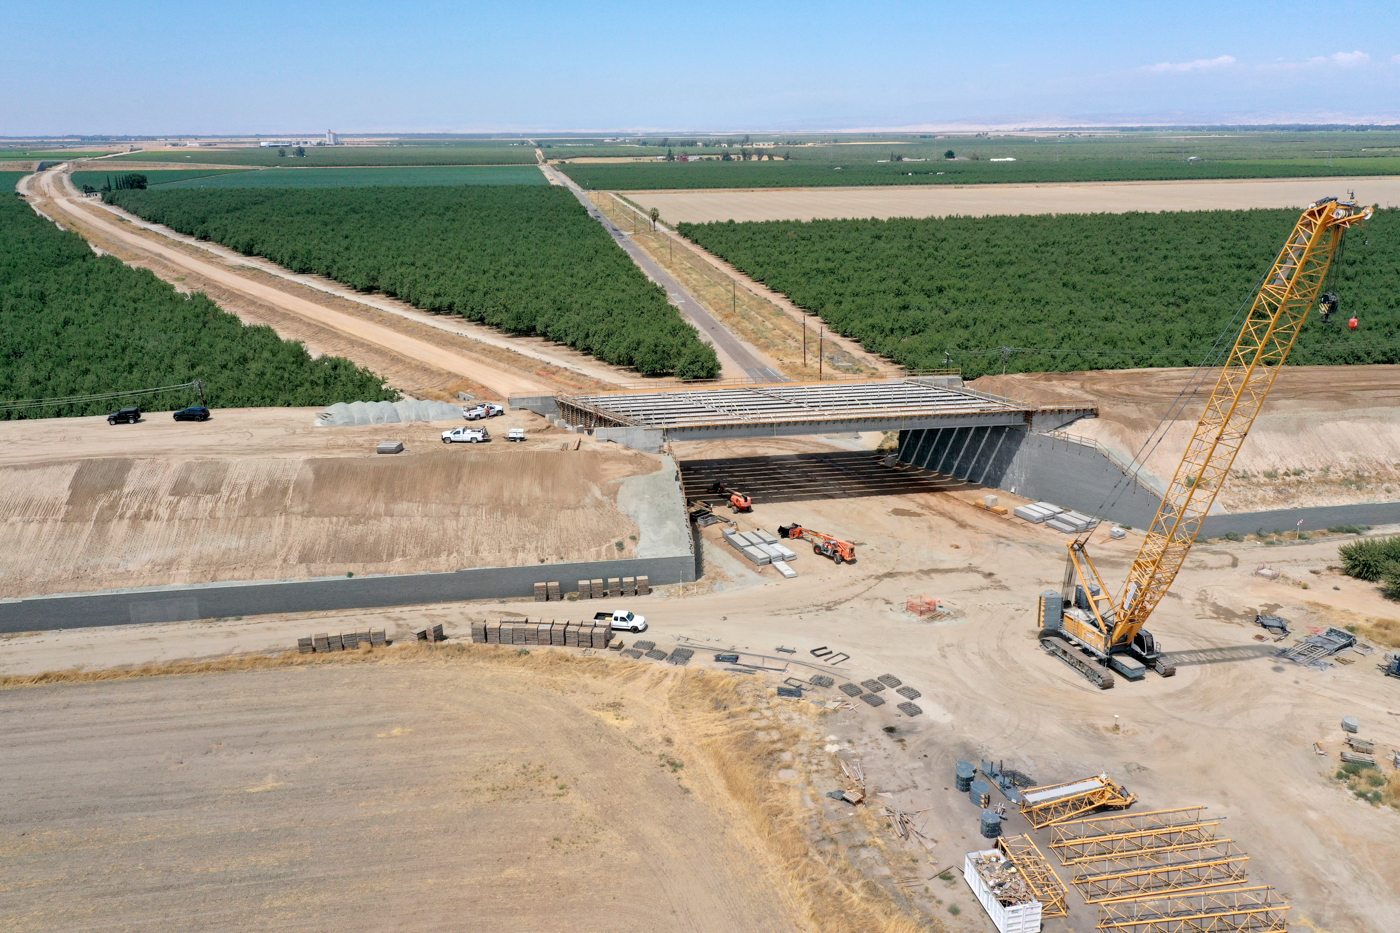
[1080,217,1357,542]
[1073,260,1275,543]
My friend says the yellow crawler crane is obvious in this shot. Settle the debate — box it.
[1038,196,1374,688]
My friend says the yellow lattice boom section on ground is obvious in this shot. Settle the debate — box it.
[1050,807,1223,865]
[1096,885,1290,933]
[1071,842,1250,904]
[1019,774,1137,828]
[997,834,1069,917]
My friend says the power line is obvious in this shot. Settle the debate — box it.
[0,381,202,414]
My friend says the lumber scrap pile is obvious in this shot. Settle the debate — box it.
[472,618,612,649]
[883,806,936,851]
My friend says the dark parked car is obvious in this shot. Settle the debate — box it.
[173,406,211,422]
[107,407,141,425]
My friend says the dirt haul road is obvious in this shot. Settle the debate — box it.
[628,175,1400,224]
[21,169,593,399]
[5,432,1399,931]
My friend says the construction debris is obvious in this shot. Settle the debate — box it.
[964,849,1043,933]
[883,806,936,850]
[1254,613,1289,636]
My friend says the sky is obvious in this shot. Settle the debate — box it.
[3,0,1399,136]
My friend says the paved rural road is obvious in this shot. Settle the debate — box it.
[543,164,787,382]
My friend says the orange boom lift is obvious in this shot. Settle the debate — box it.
[779,524,856,564]
[1037,196,1373,689]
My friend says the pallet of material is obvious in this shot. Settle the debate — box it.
[636,575,650,595]
[973,500,1011,515]
[607,577,621,597]
[546,581,561,601]
[534,582,548,602]
[773,560,798,579]
[1046,518,1079,533]
[621,576,636,596]
[1033,502,1064,516]
[1340,750,1377,766]
[578,579,592,598]
[1014,505,1055,523]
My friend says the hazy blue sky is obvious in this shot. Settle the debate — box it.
[3,0,1398,135]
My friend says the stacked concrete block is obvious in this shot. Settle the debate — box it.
[622,576,636,596]
[636,576,650,595]
[471,621,487,642]
[607,577,621,598]
[578,579,592,598]
[773,560,798,579]
[591,579,605,598]
[546,581,561,601]
[298,636,314,654]
[534,582,548,602]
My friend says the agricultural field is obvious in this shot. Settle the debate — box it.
[107,186,721,378]
[151,165,547,188]
[677,208,1400,378]
[559,130,1400,189]
[0,148,116,160]
[0,174,393,418]
[121,145,537,167]
[561,156,1400,190]
[68,169,252,190]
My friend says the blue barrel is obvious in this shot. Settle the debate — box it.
[969,779,992,808]
[980,809,1002,839]
[955,761,975,792]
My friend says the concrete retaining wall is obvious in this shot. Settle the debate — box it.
[898,426,1400,536]
[0,553,697,635]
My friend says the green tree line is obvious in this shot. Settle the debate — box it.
[0,182,394,419]
[678,208,1400,378]
[108,185,720,378]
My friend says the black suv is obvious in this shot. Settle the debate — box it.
[107,407,141,425]
[173,406,211,422]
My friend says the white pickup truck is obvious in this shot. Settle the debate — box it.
[442,427,490,444]
[594,609,647,633]
[464,403,505,420]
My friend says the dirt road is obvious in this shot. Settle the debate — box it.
[627,175,1400,224]
[543,164,786,381]
[22,169,584,399]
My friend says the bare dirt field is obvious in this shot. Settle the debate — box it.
[0,408,662,597]
[974,365,1400,510]
[6,431,1398,931]
[0,651,806,933]
[628,175,1400,224]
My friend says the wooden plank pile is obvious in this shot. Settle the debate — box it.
[573,576,650,598]
[472,618,612,649]
[298,630,386,653]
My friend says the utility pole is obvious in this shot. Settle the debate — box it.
[196,380,206,407]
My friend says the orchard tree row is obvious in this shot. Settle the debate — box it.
[109,185,720,378]
[677,208,1400,378]
[0,181,394,419]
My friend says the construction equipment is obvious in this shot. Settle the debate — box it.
[1385,654,1400,678]
[780,523,856,564]
[1037,196,1373,688]
[707,481,752,513]
[1018,774,1136,828]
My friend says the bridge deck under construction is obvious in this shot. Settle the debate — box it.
[556,378,1084,442]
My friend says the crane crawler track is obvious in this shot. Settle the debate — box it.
[1039,630,1114,690]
